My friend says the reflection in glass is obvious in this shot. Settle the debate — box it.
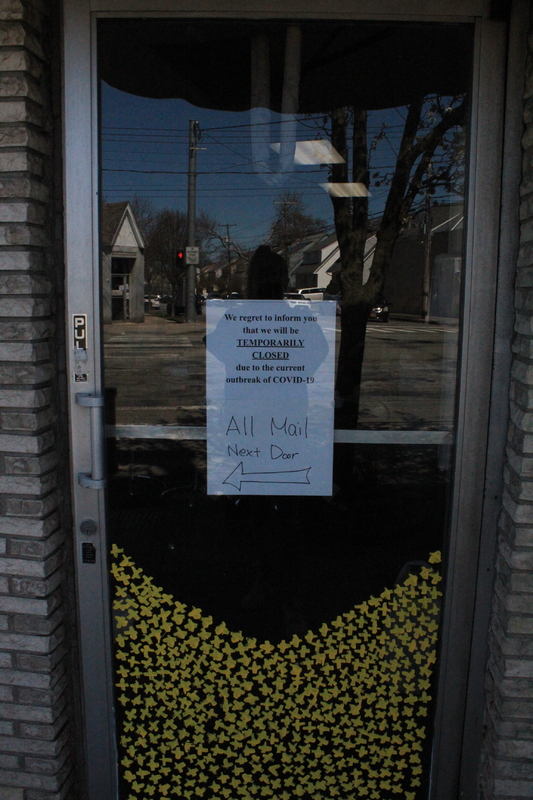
[100,21,469,433]
[99,19,472,800]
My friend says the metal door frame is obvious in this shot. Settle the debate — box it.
[62,1,516,797]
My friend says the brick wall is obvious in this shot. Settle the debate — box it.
[480,10,533,800]
[0,1,76,798]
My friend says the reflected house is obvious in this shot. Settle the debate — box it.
[200,253,249,296]
[101,201,145,323]
[289,203,463,318]
[219,253,249,295]
[206,233,353,296]
[289,231,336,289]
[200,262,221,294]
[384,202,463,320]
[290,231,377,290]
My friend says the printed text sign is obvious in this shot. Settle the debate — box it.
[206,300,335,495]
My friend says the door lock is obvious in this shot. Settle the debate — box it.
[80,519,97,536]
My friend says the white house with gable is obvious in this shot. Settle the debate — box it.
[101,201,145,323]
[291,231,377,290]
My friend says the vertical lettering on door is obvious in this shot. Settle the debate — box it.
[73,314,88,350]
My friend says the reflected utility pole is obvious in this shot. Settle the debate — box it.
[186,120,200,322]
[273,197,298,268]
[218,223,236,292]
[422,162,434,324]
[422,189,432,324]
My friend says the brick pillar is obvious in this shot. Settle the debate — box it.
[0,1,76,798]
[480,13,533,800]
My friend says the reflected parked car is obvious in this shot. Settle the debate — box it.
[368,302,389,322]
[298,287,327,300]
[323,292,342,316]
[323,293,389,320]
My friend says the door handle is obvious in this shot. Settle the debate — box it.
[76,393,106,489]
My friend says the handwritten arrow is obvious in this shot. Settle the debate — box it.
[222,462,311,491]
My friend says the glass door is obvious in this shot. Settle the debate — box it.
[98,18,471,800]
[63,3,509,799]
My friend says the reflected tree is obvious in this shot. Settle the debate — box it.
[145,208,218,301]
[269,190,328,250]
[145,208,188,299]
[130,193,156,238]
[327,95,466,423]
[130,195,157,295]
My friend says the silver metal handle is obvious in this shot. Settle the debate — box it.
[76,393,106,489]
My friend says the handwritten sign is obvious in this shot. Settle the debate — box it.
[206,299,335,495]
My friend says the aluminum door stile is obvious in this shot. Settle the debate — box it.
[62,2,507,799]
[429,11,509,800]
[63,0,117,797]
[458,1,529,794]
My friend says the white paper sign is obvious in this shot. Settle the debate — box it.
[206,299,336,495]
[186,246,199,264]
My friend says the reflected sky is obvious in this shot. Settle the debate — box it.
[101,83,423,250]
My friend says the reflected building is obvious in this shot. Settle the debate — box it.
[385,202,463,320]
[288,202,463,320]
[101,201,145,323]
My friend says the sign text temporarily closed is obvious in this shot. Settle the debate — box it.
[206,299,335,495]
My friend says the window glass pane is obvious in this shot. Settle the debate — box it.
[99,19,473,800]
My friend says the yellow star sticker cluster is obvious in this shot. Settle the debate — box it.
[111,545,442,800]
